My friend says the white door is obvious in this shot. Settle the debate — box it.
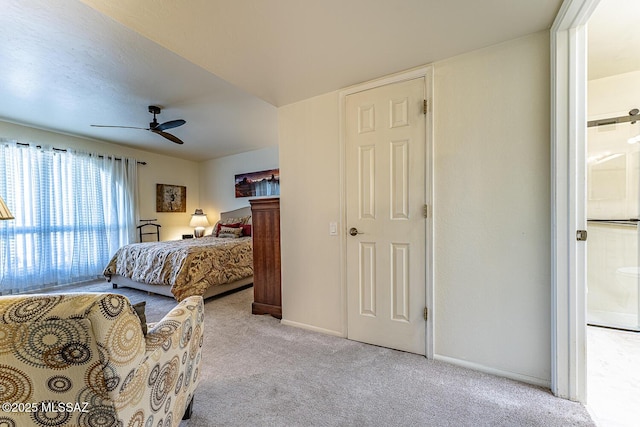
[345,77,426,355]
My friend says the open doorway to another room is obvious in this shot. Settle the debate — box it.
[586,1,640,425]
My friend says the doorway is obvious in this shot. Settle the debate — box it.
[552,0,640,421]
[585,1,640,425]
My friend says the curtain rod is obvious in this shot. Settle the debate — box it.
[587,108,639,128]
[13,142,147,165]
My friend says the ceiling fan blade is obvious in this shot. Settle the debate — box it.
[154,119,186,132]
[92,106,185,146]
[91,124,149,130]
[151,129,184,145]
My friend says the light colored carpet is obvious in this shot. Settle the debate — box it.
[54,280,595,427]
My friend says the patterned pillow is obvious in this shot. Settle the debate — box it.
[218,225,243,238]
[221,216,250,225]
[215,222,241,237]
[210,221,219,236]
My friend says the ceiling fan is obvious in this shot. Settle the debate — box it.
[91,105,186,144]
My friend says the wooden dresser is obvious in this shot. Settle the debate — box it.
[249,197,281,319]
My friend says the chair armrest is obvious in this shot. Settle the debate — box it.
[113,296,204,424]
[144,296,204,351]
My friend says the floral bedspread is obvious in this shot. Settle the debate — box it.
[103,236,253,300]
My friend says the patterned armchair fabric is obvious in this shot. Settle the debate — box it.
[0,293,204,427]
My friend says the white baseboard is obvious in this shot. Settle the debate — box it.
[434,354,551,389]
[280,318,345,338]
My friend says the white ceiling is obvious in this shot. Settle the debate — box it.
[1,0,604,162]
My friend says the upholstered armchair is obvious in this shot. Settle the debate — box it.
[0,293,204,427]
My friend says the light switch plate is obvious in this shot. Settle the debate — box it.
[329,221,338,236]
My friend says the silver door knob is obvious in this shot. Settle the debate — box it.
[349,227,361,236]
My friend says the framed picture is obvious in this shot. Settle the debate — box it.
[156,184,186,212]
[235,168,280,198]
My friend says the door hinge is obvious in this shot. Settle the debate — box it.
[422,204,429,218]
[576,229,588,241]
[423,99,428,115]
[423,307,428,321]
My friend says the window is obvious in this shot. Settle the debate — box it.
[0,141,138,294]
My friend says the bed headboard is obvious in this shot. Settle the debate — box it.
[220,206,251,220]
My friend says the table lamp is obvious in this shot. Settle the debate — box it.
[189,209,209,238]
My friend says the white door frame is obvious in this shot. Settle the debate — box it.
[338,65,434,358]
[551,0,600,402]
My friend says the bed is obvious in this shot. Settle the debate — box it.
[103,206,253,300]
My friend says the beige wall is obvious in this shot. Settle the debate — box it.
[278,32,552,385]
[279,92,343,334]
[433,32,550,384]
[588,70,640,117]
[0,121,200,241]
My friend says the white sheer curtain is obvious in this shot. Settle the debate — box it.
[0,141,138,294]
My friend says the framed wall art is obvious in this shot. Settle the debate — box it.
[235,168,280,198]
[156,184,186,212]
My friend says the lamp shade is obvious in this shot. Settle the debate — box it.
[190,209,209,238]
[0,196,14,220]
[189,210,210,228]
